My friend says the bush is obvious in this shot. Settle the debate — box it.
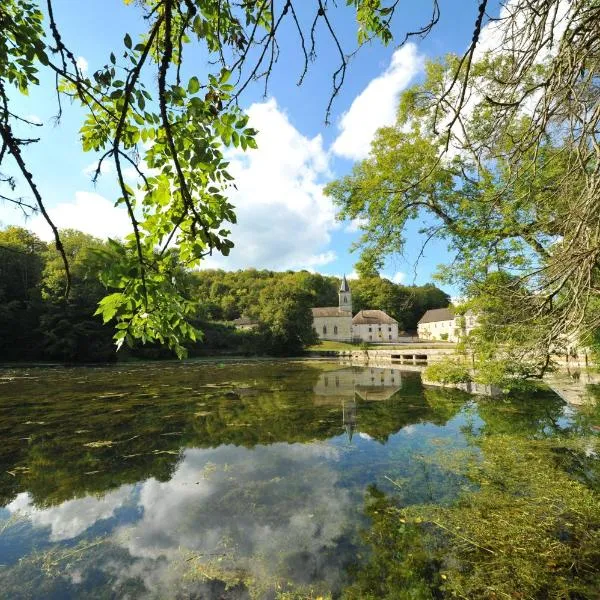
[473,358,537,393]
[423,359,472,384]
[440,333,449,341]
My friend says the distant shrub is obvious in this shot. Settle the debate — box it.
[440,333,449,341]
[423,360,471,384]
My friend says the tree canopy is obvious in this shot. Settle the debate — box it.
[4,0,595,355]
[327,0,600,365]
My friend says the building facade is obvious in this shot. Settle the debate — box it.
[417,307,478,342]
[311,277,399,343]
[311,276,353,342]
[352,310,399,343]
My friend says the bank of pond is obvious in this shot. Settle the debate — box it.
[0,360,599,599]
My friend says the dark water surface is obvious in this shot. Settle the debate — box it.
[0,360,598,599]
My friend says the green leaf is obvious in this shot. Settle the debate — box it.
[188,76,200,94]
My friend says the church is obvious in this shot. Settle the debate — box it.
[311,276,399,343]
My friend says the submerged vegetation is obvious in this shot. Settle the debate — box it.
[0,362,599,598]
[347,401,600,599]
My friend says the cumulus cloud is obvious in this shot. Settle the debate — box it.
[344,217,368,233]
[200,98,338,271]
[389,271,406,284]
[29,191,131,241]
[331,44,424,161]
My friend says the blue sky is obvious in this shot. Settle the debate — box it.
[0,1,499,292]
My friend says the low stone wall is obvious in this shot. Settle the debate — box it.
[334,348,457,364]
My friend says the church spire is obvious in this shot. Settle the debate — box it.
[339,275,352,312]
[339,274,350,293]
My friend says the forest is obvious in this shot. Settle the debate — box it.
[0,225,449,361]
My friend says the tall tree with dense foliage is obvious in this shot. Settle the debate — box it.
[327,0,600,364]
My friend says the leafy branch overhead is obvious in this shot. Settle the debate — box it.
[0,0,417,357]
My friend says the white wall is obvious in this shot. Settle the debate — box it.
[353,322,398,343]
[418,315,479,342]
[313,315,353,341]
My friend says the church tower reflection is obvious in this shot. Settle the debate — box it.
[342,399,357,442]
[313,367,403,441]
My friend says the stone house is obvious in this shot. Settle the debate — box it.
[417,307,478,342]
[352,310,399,343]
[232,316,259,330]
[311,276,353,342]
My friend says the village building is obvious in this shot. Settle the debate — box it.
[352,310,399,343]
[311,276,399,343]
[417,307,478,342]
[311,275,353,342]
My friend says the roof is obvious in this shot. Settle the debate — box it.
[339,274,350,292]
[311,307,352,318]
[418,307,455,325]
[352,310,397,325]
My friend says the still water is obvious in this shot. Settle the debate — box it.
[0,360,598,599]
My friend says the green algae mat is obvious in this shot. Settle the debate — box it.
[0,360,599,599]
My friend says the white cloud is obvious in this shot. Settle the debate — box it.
[25,114,43,126]
[331,44,424,161]
[390,271,406,284]
[344,217,368,233]
[76,56,88,74]
[200,98,337,271]
[29,191,131,241]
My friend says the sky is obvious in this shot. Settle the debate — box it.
[0,1,501,291]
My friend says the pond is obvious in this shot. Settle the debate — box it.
[0,360,599,599]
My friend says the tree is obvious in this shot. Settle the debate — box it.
[327,0,600,363]
[39,229,116,361]
[1,0,413,356]
[0,227,46,359]
[256,277,317,354]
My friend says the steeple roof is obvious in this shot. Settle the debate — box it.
[339,274,350,292]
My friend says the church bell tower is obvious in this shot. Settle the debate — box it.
[339,275,352,313]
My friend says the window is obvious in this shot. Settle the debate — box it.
[334,325,338,335]
[368,326,372,332]
[335,376,339,387]
[324,376,328,387]
[323,326,327,335]
[388,327,392,332]
[343,296,347,303]
[389,335,392,340]
[369,335,372,341]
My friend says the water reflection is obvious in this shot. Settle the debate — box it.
[0,361,596,598]
[314,367,403,442]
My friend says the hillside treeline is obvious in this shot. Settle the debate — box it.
[0,226,449,361]
[192,269,449,331]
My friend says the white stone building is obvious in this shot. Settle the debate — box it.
[311,276,354,342]
[311,277,399,343]
[417,307,478,342]
[352,310,399,343]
